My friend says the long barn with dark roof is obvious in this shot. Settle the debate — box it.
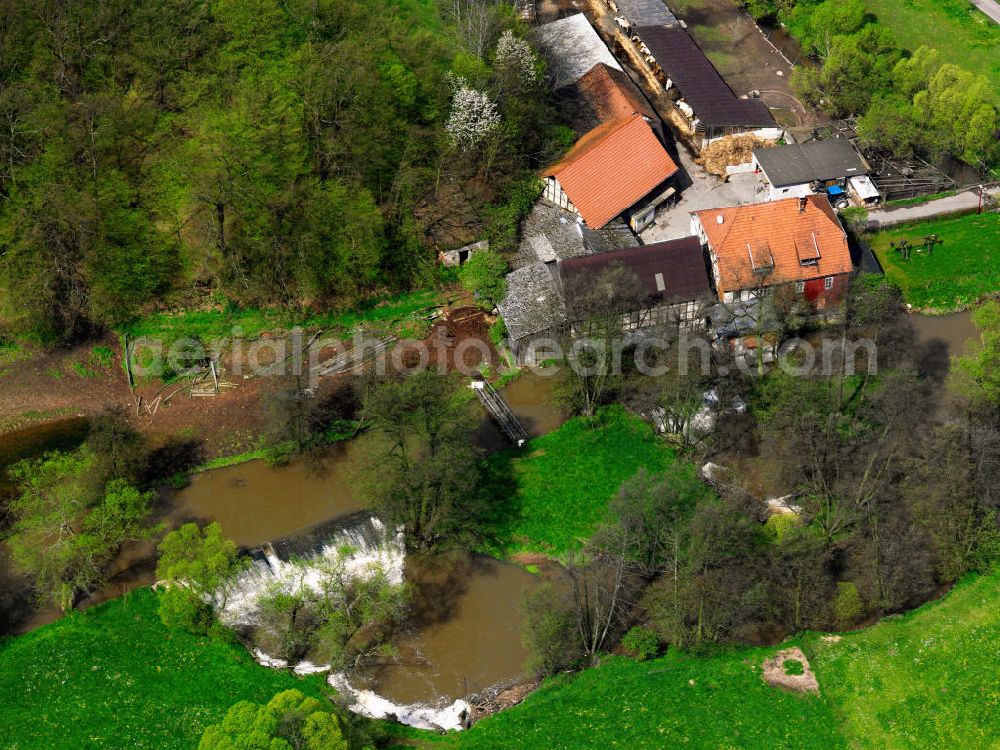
[635,26,782,146]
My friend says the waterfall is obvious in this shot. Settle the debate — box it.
[327,674,471,732]
[219,512,473,732]
[218,512,406,628]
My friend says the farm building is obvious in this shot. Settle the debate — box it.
[499,236,713,363]
[534,14,622,90]
[603,0,678,30]
[635,26,782,148]
[560,236,713,331]
[542,114,679,230]
[497,262,564,365]
[752,139,871,203]
[565,62,663,141]
[510,201,638,271]
[691,194,853,306]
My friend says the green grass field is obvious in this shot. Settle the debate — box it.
[2,538,999,750]
[481,406,677,556]
[864,0,1000,102]
[394,568,1000,749]
[807,570,1000,749]
[870,212,1000,310]
[0,588,328,750]
[122,288,441,347]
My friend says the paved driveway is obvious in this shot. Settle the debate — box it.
[972,0,1000,24]
[640,144,766,243]
[866,189,998,230]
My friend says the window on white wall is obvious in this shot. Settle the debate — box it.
[824,276,834,290]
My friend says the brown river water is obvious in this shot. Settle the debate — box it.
[0,372,567,705]
[0,313,979,702]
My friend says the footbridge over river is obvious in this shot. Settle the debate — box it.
[471,379,527,446]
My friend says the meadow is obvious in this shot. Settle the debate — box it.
[869,212,1000,310]
[863,0,1000,102]
[395,568,1000,749]
[480,405,678,556]
[0,589,328,749]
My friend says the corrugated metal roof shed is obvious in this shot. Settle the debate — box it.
[637,26,777,129]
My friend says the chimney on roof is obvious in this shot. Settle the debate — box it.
[798,196,807,213]
[716,214,724,225]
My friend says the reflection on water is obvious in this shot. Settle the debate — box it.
[910,311,976,357]
[352,551,558,704]
[2,373,567,646]
[0,417,90,498]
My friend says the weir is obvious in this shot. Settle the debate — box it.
[471,379,528,446]
[218,512,405,628]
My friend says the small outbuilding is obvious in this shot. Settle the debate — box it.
[752,139,869,202]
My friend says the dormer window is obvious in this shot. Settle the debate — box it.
[746,242,775,276]
[795,232,821,267]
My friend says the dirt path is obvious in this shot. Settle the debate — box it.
[0,302,498,460]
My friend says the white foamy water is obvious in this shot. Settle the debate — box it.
[217,514,471,731]
[217,515,406,628]
[327,673,471,731]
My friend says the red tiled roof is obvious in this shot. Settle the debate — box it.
[575,63,657,125]
[543,114,678,229]
[694,195,852,294]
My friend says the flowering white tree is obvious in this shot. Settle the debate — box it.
[445,75,500,151]
[494,30,537,87]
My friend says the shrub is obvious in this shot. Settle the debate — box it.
[520,583,581,677]
[621,626,661,661]
[489,317,508,347]
[158,586,215,635]
[833,581,865,629]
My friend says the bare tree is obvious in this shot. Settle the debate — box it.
[446,0,503,59]
[554,262,650,418]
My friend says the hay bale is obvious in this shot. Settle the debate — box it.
[696,135,774,177]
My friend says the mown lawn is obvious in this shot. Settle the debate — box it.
[480,405,677,557]
[394,568,1000,750]
[0,588,329,750]
[864,0,1000,102]
[869,212,1000,310]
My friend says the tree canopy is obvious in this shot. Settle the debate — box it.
[0,0,563,344]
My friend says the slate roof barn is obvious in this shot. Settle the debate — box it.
[510,201,638,271]
[752,139,868,188]
[497,262,564,350]
[612,0,678,27]
[534,14,622,90]
[636,26,777,129]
